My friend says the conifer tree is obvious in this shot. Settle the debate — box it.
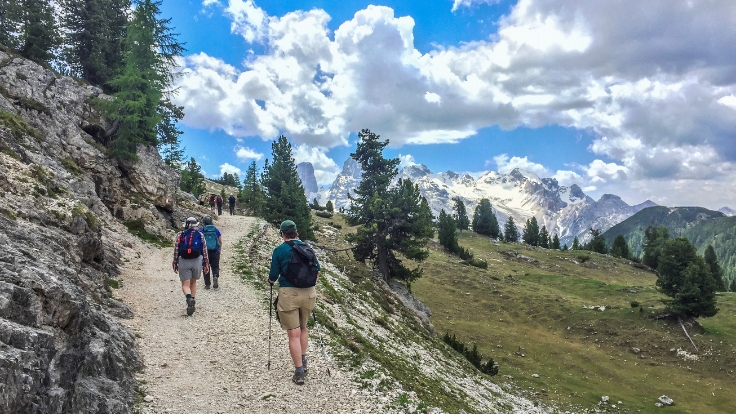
[180,157,204,195]
[562,243,568,251]
[657,237,718,318]
[157,99,185,168]
[642,225,670,269]
[261,136,314,240]
[472,198,499,238]
[704,245,726,291]
[572,236,580,250]
[0,0,21,50]
[59,0,130,89]
[105,0,184,161]
[730,278,736,293]
[551,234,561,250]
[17,0,59,64]
[539,226,550,248]
[438,210,459,252]
[503,217,519,242]
[346,129,433,283]
[241,161,264,216]
[610,235,630,259]
[522,217,540,246]
[452,197,470,234]
[585,228,608,254]
[325,200,334,213]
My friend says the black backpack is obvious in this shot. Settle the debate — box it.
[284,241,319,288]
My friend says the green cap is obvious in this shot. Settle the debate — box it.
[279,220,297,232]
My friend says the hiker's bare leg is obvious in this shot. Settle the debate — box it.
[190,278,197,297]
[287,327,303,368]
[181,279,192,295]
[300,326,309,355]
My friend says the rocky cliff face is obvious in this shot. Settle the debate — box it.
[296,162,319,198]
[0,50,200,412]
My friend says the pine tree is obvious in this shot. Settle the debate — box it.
[325,200,334,213]
[17,0,59,64]
[261,136,314,241]
[59,0,130,90]
[610,235,630,259]
[730,278,736,293]
[157,98,185,168]
[704,245,726,291]
[472,198,499,238]
[346,129,433,283]
[241,161,264,216]
[551,234,561,250]
[642,225,670,269]
[572,236,580,250]
[0,0,22,50]
[585,228,608,254]
[539,226,550,248]
[562,243,568,251]
[452,197,470,234]
[503,217,519,242]
[522,217,540,246]
[438,210,459,252]
[105,0,184,160]
[180,157,204,195]
[657,237,718,318]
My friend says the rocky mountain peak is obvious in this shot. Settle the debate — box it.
[297,162,319,195]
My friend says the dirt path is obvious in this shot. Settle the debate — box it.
[119,214,373,413]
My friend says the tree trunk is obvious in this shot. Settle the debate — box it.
[377,245,390,281]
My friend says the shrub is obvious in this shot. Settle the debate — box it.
[576,255,590,263]
[316,211,333,218]
[327,221,342,229]
[630,301,640,308]
[442,333,498,376]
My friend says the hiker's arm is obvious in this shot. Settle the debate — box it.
[201,235,210,272]
[268,250,280,284]
[172,234,180,272]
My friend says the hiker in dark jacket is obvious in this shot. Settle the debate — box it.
[173,217,209,315]
[268,220,320,385]
[201,215,222,289]
[216,194,224,215]
[228,193,236,215]
[208,194,217,214]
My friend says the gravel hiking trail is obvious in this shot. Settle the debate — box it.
[119,214,374,413]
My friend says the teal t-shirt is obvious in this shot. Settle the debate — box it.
[269,240,321,287]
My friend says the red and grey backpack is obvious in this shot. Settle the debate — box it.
[178,229,204,259]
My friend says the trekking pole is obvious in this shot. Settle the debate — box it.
[312,307,331,377]
[267,283,273,370]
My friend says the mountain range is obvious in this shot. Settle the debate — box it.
[301,158,660,246]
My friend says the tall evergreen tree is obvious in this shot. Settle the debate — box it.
[438,210,459,252]
[180,157,204,196]
[452,197,470,234]
[585,228,608,254]
[657,237,718,318]
[105,0,184,160]
[610,235,630,259]
[539,226,550,248]
[157,99,185,168]
[346,129,433,283]
[572,236,580,250]
[17,0,59,64]
[730,278,736,293]
[503,217,519,242]
[59,0,130,90]
[642,225,670,269]
[325,200,334,213]
[241,161,264,216]
[522,217,540,246]
[472,198,499,238]
[551,234,561,250]
[0,0,22,50]
[704,245,726,291]
[261,136,314,240]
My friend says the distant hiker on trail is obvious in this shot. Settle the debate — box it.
[268,220,321,385]
[173,217,210,316]
[198,194,205,205]
[201,215,222,290]
[228,193,236,215]
[216,194,224,216]
[208,194,217,214]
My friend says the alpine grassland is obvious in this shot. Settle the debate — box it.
[411,230,736,413]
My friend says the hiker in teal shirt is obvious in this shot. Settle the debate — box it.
[268,220,320,385]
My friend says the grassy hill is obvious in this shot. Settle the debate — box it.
[601,206,736,284]
[411,231,736,413]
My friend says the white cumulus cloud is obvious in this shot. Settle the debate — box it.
[235,146,263,161]
[218,163,243,177]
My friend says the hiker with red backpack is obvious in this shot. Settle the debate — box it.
[201,215,222,289]
[173,217,210,316]
[216,194,224,216]
[268,220,320,385]
[208,194,217,214]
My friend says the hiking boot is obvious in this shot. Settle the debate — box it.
[186,297,196,316]
[204,284,211,290]
[213,277,219,289]
[292,370,305,385]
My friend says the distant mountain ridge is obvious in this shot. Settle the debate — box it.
[320,158,656,245]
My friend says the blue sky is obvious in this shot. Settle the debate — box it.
[162,0,736,210]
